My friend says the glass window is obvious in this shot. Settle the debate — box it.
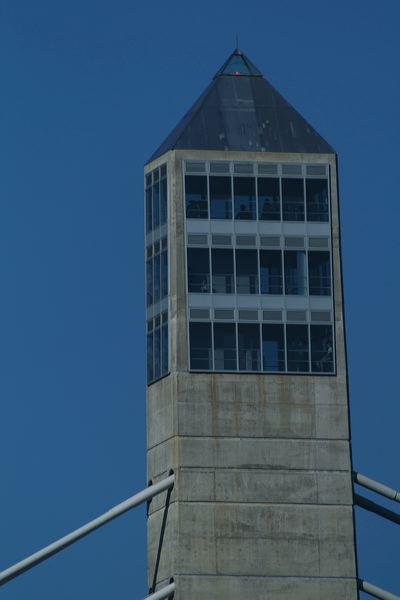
[161,323,168,374]
[210,176,232,219]
[234,177,256,220]
[311,325,334,373]
[306,179,329,222]
[146,187,152,233]
[236,250,259,294]
[258,178,280,221]
[284,251,307,295]
[187,248,210,293]
[153,182,160,229]
[238,324,261,371]
[161,250,168,298]
[282,178,304,221]
[308,251,331,296]
[147,331,153,382]
[220,53,261,76]
[260,250,282,294]
[214,323,237,371]
[160,177,168,224]
[146,258,153,307]
[212,249,234,294]
[189,322,212,370]
[286,325,309,372]
[153,253,161,303]
[185,176,208,219]
[154,327,161,380]
[262,324,285,372]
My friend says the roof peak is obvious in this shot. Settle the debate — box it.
[214,48,263,78]
[147,50,334,163]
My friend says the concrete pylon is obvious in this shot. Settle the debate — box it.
[144,50,358,599]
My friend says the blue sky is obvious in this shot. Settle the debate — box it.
[1,1,399,598]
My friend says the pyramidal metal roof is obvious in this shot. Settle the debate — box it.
[148,49,334,163]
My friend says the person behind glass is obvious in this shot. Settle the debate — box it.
[318,342,333,372]
[261,197,274,219]
[236,203,250,219]
[200,277,209,292]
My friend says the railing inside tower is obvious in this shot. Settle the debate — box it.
[282,196,305,221]
[284,273,308,295]
[212,273,234,293]
[306,200,329,222]
[188,272,210,293]
[236,274,258,294]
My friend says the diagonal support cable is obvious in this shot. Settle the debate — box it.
[353,472,400,503]
[354,493,400,526]
[0,474,175,587]
[143,581,175,600]
[358,579,400,600]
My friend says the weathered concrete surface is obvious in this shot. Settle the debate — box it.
[172,575,358,600]
[145,150,358,599]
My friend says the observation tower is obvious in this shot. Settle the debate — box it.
[145,49,358,599]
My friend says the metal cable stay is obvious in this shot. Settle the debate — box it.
[353,471,400,600]
[0,470,399,599]
[0,473,176,600]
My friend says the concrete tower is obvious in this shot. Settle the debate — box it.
[145,50,358,599]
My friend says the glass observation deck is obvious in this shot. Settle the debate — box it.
[184,160,335,376]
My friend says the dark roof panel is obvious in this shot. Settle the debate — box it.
[148,50,334,162]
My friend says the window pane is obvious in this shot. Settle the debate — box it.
[282,178,304,221]
[147,331,153,382]
[236,250,259,294]
[146,187,152,233]
[284,251,307,295]
[161,323,168,374]
[190,322,212,370]
[308,251,331,296]
[286,325,309,372]
[210,176,232,219]
[260,250,282,294]
[212,249,234,293]
[154,327,161,380]
[214,323,237,371]
[161,250,168,298]
[160,177,168,224]
[262,324,285,372]
[234,177,256,220]
[258,178,280,221]
[238,324,261,371]
[153,182,160,229]
[185,176,208,219]
[146,258,153,306]
[153,254,161,303]
[306,179,329,222]
[311,325,334,373]
[187,248,210,293]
